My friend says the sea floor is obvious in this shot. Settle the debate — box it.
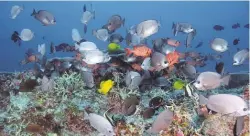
[0,71,249,136]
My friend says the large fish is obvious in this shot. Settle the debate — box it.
[92,28,109,41]
[151,52,169,70]
[185,29,196,48]
[210,38,229,53]
[135,20,160,39]
[31,9,56,26]
[10,5,23,19]
[104,14,125,34]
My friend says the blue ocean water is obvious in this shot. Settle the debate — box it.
[0,1,249,72]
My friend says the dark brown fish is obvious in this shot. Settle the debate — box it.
[121,95,140,116]
[11,31,21,46]
[232,23,240,29]
[233,38,240,45]
[19,79,39,92]
[142,107,155,119]
[215,62,224,74]
[244,24,249,29]
[149,96,164,109]
[213,25,224,31]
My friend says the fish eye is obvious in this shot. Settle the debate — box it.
[109,130,112,133]
[243,108,248,111]
[164,61,167,64]
[196,81,200,84]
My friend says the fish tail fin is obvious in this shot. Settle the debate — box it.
[221,75,231,86]
[122,18,125,27]
[31,9,36,16]
[92,30,96,36]
[93,10,95,20]
[83,110,89,120]
[84,24,87,34]
[125,48,132,56]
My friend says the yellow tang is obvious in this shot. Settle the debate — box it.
[173,80,186,90]
[98,79,114,95]
[108,43,121,52]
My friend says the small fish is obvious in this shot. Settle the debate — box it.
[75,41,97,54]
[233,49,249,66]
[172,22,180,36]
[152,38,165,51]
[81,4,95,33]
[82,70,95,88]
[151,52,169,71]
[31,9,56,26]
[105,14,125,34]
[165,38,180,47]
[210,38,229,53]
[215,62,224,74]
[161,44,176,55]
[125,32,146,46]
[195,41,203,48]
[232,23,240,29]
[185,29,196,48]
[98,79,114,95]
[125,71,142,90]
[92,28,109,41]
[122,95,140,116]
[141,57,151,70]
[193,71,230,91]
[108,43,121,52]
[38,43,46,56]
[233,38,240,45]
[82,49,111,64]
[84,111,115,136]
[19,29,34,41]
[125,45,152,58]
[213,25,224,31]
[244,24,249,29]
[50,42,55,54]
[109,33,124,43]
[10,5,23,19]
[178,22,194,33]
[179,64,197,79]
[72,28,82,43]
[11,31,21,46]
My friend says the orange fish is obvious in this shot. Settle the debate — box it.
[125,45,152,58]
[166,38,181,47]
[166,51,180,66]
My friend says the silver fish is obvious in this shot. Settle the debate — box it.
[109,33,124,43]
[81,70,95,88]
[31,9,56,26]
[233,49,249,65]
[105,14,125,34]
[92,28,109,41]
[161,44,176,55]
[151,52,168,70]
[211,38,229,53]
[180,64,196,79]
[136,20,160,39]
[125,71,142,90]
[185,29,196,48]
[178,22,194,33]
[81,4,95,34]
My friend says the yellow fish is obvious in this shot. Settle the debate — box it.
[108,43,121,52]
[173,80,185,90]
[98,79,114,95]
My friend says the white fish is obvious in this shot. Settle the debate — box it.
[147,109,174,134]
[199,94,249,117]
[211,38,229,53]
[19,29,34,41]
[81,4,95,33]
[151,52,169,70]
[84,111,115,136]
[178,22,194,33]
[233,49,249,65]
[82,49,110,64]
[75,41,98,54]
[82,70,95,88]
[141,57,151,70]
[31,9,56,26]
[72,28,82,43]
[38,43,46,56]
[193,71,230,91]
[161,44,176,55]
[93,29,109,41]
[10,5,23,19]
[125,71,142,90]
[136,20,160,39]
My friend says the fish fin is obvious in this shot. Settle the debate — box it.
[84,24,87,34]
[199,94,208,105]
[125,48,132,56]
[122,18,125,27]
[83,4,86,12]
[221,74,231,86]
[83,110,89,120]
[92,30,96,36]
[31,9,36,16]
[92,10,95,19]
[233,116,245,136]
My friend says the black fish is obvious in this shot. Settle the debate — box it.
[195,41,203,48]
[213,25,224,31]
[11,31,21,46]
[244,24,249,29]
[50,42,55,54]
[233,38,240,45]
[232,23,240,29]
[215,62,224,74]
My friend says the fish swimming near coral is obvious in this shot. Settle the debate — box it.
[98,79,114,95]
